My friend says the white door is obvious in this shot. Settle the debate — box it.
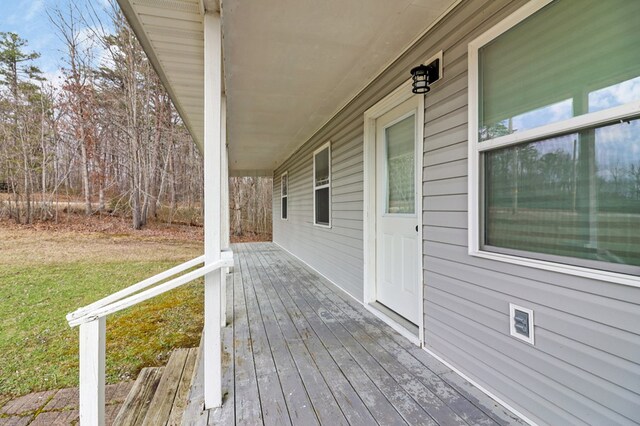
[375,98,420,324]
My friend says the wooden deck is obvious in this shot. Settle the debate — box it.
[184,242,525,426]
[113,347,198,426]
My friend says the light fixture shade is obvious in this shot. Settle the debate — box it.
[410,64,431,94]
[410,59,440,95]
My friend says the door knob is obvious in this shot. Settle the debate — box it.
[415,225,419,232]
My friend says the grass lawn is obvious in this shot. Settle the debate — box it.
[0,218,204,403]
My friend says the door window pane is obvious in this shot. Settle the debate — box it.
[479,0,640,141]
[385,115,415,214]
[485,118,640,270]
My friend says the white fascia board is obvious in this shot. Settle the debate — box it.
[115,0,204,151]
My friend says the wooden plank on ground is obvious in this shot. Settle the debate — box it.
[256,246,416,424]
[243,244,323,426]
[272,245,500,425]
[143,348,190,426]
[113,367,164,426]
[196,243,521,426]
[181,339,208,426]
[167,347,198,425]
[280,256,468,426]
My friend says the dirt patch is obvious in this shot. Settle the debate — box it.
[230,232,272,243]
[0,213,272,266]
[0,215,203,267]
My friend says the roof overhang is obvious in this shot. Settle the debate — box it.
[116,0,459,176]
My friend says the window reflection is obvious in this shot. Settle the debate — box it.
[480,74,640,141]
[315,148,329,187]
[589,75,640,113]
[480,99,573,141]
[485,119,640,268]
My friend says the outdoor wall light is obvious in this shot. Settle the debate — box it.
[410,58,440,94]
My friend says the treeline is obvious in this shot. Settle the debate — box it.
[487,143,640,214]
[0,3,273,235]
[0,4,201,229]
[230,177,272,237]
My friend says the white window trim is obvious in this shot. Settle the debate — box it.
[280,171,288,221]
[313,142,332,228]
[467,0,640,288]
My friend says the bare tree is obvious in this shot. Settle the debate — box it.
[229,177,272,238]
[50,5,101,216]
[0,6,272,234]
[0,32,48,224]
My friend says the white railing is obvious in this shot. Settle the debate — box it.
[67,250,233,426]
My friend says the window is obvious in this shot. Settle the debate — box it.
[470,0,640,279]
[281,172,288,220]
[385,114,416,214]
[313,142,331,227]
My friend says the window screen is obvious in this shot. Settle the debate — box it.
[479,0,640,140]
[477,0,640,274]
[485,119,640,272]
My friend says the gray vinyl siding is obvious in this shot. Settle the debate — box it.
[273,131,365,301]
[274,0,640,425]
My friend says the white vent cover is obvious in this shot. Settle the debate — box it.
[509,303,535,345]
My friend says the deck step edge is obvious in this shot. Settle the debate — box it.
[113,366,165,426]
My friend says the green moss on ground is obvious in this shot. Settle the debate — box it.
[0,239,203,399]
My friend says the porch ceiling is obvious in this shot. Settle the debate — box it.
[117,0,457,176]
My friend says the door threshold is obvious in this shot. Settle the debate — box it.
[366,302,420,346]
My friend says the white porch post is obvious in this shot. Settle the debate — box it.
[203,11,223,409]
[79,317,106,426]
[221,94,229,326]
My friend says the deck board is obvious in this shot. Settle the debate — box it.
[182,340,208,426]
[230,249,266,425]
[184,242,526,426]
[167,348,198,425]
[207,274,237,426]
[252,250,376,426]
[259,249,429,423]
[253,245,417,425]
[245,253,305,426]
[264,244,491,426]
[246,244,352,426]
[143,348,190,426]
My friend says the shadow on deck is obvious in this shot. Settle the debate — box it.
[182,242,525,426]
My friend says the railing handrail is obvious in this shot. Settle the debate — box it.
[72,249,233,426]
[66,255,206,323]
[67,251,233,327]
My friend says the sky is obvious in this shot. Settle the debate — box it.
[0,0,112,85]
[485,75,640,174]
